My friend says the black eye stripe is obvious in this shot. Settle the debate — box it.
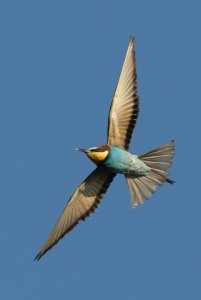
[90,149,106,153]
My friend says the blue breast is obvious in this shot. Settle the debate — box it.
[101,146,132,173]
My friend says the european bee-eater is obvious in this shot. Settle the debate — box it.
[35,37,175,260]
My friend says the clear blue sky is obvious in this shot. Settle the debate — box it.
[0,1,200,299]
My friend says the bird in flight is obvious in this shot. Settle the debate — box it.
[35,37,175,260]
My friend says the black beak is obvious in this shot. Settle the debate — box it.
[75,148,89,153]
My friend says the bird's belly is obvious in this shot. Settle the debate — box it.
[103,158,131,174]
[101,147,131,173]
[102,146,151,176]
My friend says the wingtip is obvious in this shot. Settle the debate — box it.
[128,36,135,53]
[34,252,43,261]
[34,254,40,261]
[129,35,134,45]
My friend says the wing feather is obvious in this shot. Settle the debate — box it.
[35,168,115,260]
[107,37,139,150]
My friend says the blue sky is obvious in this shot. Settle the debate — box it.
[0,0,200,299]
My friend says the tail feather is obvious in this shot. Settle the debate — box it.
[139,140,174,176]
[126,140,175,208]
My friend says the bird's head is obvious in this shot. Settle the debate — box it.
[75,145,110,165]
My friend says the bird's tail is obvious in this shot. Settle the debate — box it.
[125,140,175,208]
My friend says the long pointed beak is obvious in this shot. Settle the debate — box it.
[75,148,89,153]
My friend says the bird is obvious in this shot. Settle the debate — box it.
[35,37,175,260]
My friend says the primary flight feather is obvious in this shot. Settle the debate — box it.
[35,37,174,260]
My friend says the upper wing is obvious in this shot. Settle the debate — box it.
[107,37,139,150]
[35,168,115,260]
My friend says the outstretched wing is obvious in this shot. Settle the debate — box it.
[35,168,115,260]
[107,37,139,150]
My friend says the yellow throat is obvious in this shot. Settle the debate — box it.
[86,151,109,165]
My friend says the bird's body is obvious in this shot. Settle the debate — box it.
[35,37,175,260]
[88,145,151,176]
[103,146,139,174]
